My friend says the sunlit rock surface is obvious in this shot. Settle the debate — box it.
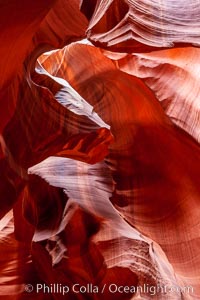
[0,1,200,299]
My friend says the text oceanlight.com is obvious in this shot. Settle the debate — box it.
[24,283,194,296]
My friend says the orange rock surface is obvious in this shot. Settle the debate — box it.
[0,1,200,299]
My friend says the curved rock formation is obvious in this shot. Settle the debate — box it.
[0,1,199,300]
[81,0,200,52]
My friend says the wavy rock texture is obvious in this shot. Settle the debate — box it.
[81,0,200,52]
[103,47,200,142]
[0,1,200,300]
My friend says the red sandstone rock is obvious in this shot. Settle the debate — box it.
[0,1,200,299]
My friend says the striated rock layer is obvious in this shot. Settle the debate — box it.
[0,1,200,300]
